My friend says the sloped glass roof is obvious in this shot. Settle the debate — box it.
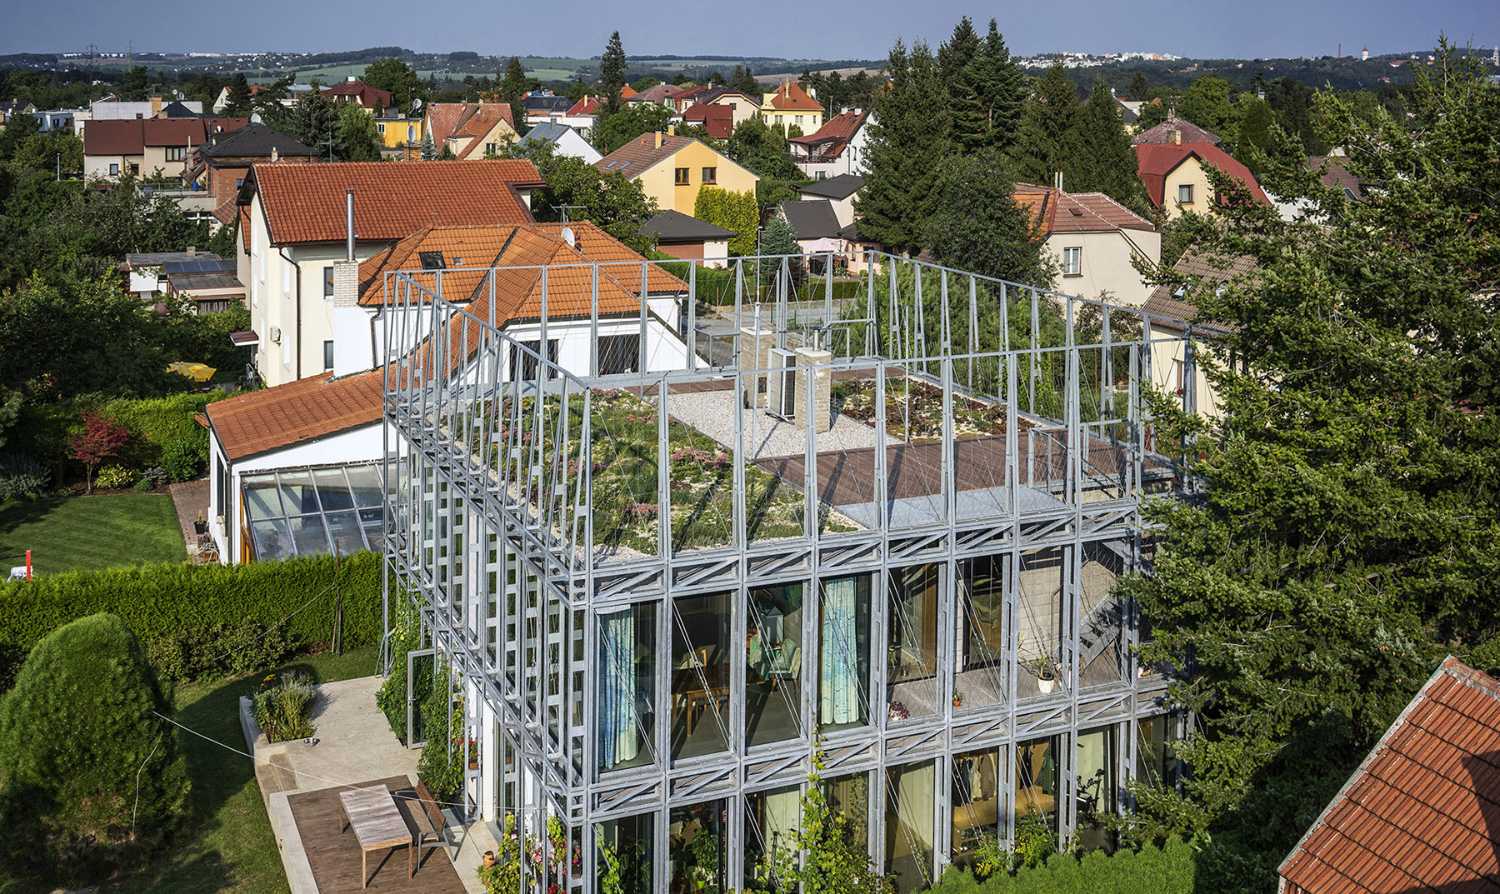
[241,463,384,561]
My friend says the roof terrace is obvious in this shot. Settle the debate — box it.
[383,252,1190,577]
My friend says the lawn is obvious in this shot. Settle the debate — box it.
[0,494,185,575]
[106,645,382,894]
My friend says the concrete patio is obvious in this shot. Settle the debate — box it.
[246,675,494,894]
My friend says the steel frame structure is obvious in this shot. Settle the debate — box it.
[380,250,1197,893]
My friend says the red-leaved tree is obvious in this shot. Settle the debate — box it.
[70,413,129,495]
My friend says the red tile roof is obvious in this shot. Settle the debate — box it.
[1279,657,1500,894]
[595,132,700,180]
[356,221,684,308]
[84,117,244,156]
[426,102,516,156]
[765,79,823,112]
[249,160,543,245]
[682,103,733,140]
[322,81,393,110]
[206,369,385,461]
[789,110,866,148]
[1134,142,1269,208]
[1012,184,1156,236]
[567,95,602,116]
[1132,116,1223,147]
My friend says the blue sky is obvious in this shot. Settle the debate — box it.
[5,0,1497,60]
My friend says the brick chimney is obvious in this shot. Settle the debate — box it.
[1170,127,1182,145]
[330,190,374,376]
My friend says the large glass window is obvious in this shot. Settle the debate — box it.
[884,761,936,891]
[670,800,727,893]
[1076,726,1118,852]
[818,574,871,732]
[596,602,657,772]
[1014,735,1060,836]
[951,747,1001,865]
[1136,714,1182,790]
[596,813,653,892]
[746,583,804,748]
[823,772,870,853]
[1079,542,1126,688]
[239,464,383,561]
[744,785,800,890]
[955,555,1005,712]
[672,591,732,760]
[887,564,940,723]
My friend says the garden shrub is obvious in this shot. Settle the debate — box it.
[416,661,464,800]
[0,454,49,501]
[0,551,380,688]
[252,671,316,742]
[0,613,190,883]
[147,619,299,683]
[376,593,424,742]
[101,392,213,481]
[926,837,1197,894]
[94,464,136,490]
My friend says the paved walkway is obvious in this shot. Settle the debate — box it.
[167,478,210,562]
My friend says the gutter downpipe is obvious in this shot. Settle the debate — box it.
[277,245,302,379]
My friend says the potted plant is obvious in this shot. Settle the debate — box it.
[952,692,964,709]
[1030,655,1060,694]
[193,511,208,536]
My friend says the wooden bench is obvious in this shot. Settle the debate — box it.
[405,781,459,874]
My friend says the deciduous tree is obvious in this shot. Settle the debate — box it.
[69,412,128,494]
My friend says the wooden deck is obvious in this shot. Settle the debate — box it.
[288,776,468,894]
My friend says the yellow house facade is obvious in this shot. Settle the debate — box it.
[760,80,825,135]
[376,117,424,157]
[597,132,759,216]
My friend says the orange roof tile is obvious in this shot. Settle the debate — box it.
[1279,657,1500,894]
[206,370,385,461]
[356,221,685,311]
[765,80,823,112]
[595,132,700,180]
[1135,142,1269,208]
[1011,184,1156,236]
[249,160,543,245]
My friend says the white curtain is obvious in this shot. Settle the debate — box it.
[820,577,858,726]
[599,609,638,768]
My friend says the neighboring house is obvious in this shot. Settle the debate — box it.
[1305,154,1363,200]
[669,84,709,113]
[35,109,74,132]
[375,115,424,158]
[124,250,223,298]
[235,159,545,388]
[682,103,734,140]
[321,79,391,114]
[193,123,320,229]
[796,174,863,229]
[87,96,204,121]
[0,99,37,128]
[518,122,602,164]
[595,132,758,216]
[1140,246,1258,419]
[425,102,519,159]
[212,82,312,114]
[778,199,845,261]
[759,79,824,134]
[1115,97,1142,127]
[788,110,872,179]
[700,88,762,129]
[203,220,693,564]
[642,210,734,268]
[1134,140,1269,219]
[627,83,680,111]
[162,255,246,313]
[564,84,638,124]
[523,93,579,128]
[84,117,245,181]
[1012,184,1161,306]
[1131,116,1223,147]
[1278,656,1500,893]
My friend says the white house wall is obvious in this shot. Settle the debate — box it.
[1045,229,1162,307]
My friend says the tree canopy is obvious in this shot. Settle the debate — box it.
[857,40,950,254]
[1123,44,1500,890]
[363,57,425,113]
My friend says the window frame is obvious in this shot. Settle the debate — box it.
[1176,183,1194,205]
[674,167,691,186]
[701,166,717,185]
[323,340,334,371]
[1062,246,1083,277]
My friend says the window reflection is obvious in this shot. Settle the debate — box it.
[744,785,800,891]
[951,747,1001,864]
[596,813,653,892]
[669,800,727,893]
[746,583,804,748]
[672,591,731,760]
[884,761,935,891]
[956,555,1005,711]
[887,564,939,723]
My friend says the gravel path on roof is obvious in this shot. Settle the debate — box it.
[662,389,893,460]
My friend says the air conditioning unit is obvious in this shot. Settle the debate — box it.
[766,348,798,420]
[269,326,282,344]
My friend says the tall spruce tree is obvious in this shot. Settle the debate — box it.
[857,40,951,254]
[1068,80,1149,210]
[971,19,1026,151]
[938,17,987,153]
[1008,65,1080,186]
[599,32,627,113]
[925,149,1053,286]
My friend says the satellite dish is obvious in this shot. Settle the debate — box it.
[561,226,576,249]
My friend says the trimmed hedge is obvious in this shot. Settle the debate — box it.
[100,391,216,480]
[0,551,381,688]
[928,838,1197,894]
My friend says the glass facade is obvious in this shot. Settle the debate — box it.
[672,591,733,761]
[240,463,383,560]
[597,602,657,773]
[745,583,805,748]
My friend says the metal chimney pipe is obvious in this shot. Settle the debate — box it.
[345,189,355,262]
